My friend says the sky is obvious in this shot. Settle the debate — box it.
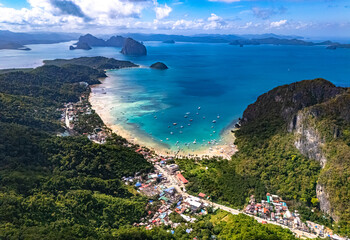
[0,0,349,38]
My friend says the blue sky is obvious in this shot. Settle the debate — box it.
[0,0,349,38]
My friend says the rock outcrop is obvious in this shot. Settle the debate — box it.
[289,110,327,168]
[121,38,147,56]
[316,183,336,221]
[150,62,168,70]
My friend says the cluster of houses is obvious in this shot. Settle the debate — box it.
[122,151,212,231]
[244,193,338,238]
[62,97,109,144]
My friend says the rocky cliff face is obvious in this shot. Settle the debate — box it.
[289,110,327,168]
[316,183,337,221]
[289,110,335,219]
[241,79,349,224]
[287,90,350,223]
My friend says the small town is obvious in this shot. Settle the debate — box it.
[61,97,348,240]
[121,147,349,240]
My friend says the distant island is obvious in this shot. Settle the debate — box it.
[326,43,350,50]
[70,34,147,56]
[120,38,147,56]
[163,40,175,44]
[0,30,348,51]
[150,62,168,70]
[0,30,78,51]
[0,42,31,51]
[229,37,342,48]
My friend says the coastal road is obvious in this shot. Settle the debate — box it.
[155,164,319,239]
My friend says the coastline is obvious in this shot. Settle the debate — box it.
[89,74,238,159]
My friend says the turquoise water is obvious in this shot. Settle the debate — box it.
[1,41,350,151]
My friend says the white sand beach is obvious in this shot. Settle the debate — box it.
[89,78,238,159]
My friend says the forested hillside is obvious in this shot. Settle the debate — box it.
[177,79,350,236]
[0,64,154,239]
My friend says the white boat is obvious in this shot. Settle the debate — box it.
[198,107,201,110]
[193,139,197,144]
[212,120,217,123]
[173,123,177,126]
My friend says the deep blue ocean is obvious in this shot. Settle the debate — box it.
[1,41,350,151]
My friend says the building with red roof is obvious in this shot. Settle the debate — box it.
[176,173,188,184]
[198,193,206,198]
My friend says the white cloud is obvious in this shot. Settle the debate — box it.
[208,13,221,21]
[0,0,150,31]
[270,19,287,28]
[154,3,172,20]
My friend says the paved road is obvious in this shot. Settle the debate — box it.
[155,165,319,239]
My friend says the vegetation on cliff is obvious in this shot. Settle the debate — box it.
[177,79,350,235]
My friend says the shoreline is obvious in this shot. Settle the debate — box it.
[89,74,238,159]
